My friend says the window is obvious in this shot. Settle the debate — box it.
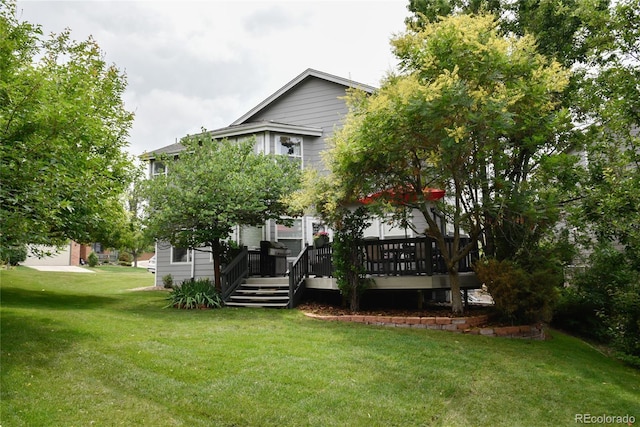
[152,161,166,177]
[171,247,192,263]
[277,135,302,160]
[277,219,303,255]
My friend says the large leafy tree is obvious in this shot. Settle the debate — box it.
[330,14,570,314]
[1,1,134,252]
[143,137,301,291]
[571,0,640,265]
[406,0,610,68]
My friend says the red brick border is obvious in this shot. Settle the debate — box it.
[303,312,545,340]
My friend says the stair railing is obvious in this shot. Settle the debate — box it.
[288,245,310,308]
[221,247,249,301]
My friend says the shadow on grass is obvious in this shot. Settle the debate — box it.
[0,311,93,373]
[0,287,118,311]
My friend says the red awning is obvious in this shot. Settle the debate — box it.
[359,187,445,205]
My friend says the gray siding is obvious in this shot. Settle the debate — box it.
[244,77,350,173]
[154,244,215,287]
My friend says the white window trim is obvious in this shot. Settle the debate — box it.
[276,134,303,168]
[275,218,303,253]
[170,247,193,264]
[151,160,167,177]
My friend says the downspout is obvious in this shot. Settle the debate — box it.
[191,248,195,279]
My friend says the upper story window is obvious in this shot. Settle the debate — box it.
[277,135,302,159]
[152,160,166,177]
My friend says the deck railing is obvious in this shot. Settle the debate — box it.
[220,247,249,300]
[308,244,333,277]
[288,245,310,308]
[361,236,477,276]
[304,236,477,278]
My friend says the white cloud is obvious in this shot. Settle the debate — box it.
[16,0,410,156]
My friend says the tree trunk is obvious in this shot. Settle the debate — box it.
[449,268,464,315]
[212,238,222,292]
[349,285,360,312]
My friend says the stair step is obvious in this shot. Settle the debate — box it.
[230,295,289,301]
[240,284,288,290]
[225,276,291,308]
[235,289,289,295]
[225,301,289,308]
[245,277,289,285]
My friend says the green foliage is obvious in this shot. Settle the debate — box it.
[0,245,27,266]
[117,252,131,266]
[166,278,223,310]
[162,274,173,289]
[144,136,301,290]
[553,244,640,366]
[87,252,99,267]
[116,173,154,265]
[0,2,135,249]
[475,258,560,324]
[332,207,373,312]
[330,14,571,314]
[406,0,610,67]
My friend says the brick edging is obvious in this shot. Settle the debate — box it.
[303,312,546,340]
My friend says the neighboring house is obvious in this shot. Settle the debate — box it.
[22,241,91,266]
[142,69,479,304]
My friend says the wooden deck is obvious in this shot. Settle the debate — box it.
[306,272,481,291]
[222,236,481,308]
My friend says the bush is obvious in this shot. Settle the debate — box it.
[118,252,132,266]
[166,277,222,309]
[553,244,640,366]
[0,245,27,266]
[474,258,559,324]
[87,252,99,267]
[162,274,173,289]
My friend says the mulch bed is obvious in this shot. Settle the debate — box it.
[296,301,492,319]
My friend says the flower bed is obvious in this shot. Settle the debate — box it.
[301,306,545,339]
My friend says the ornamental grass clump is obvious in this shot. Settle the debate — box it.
[166,277,223,309]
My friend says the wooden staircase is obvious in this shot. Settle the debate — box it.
[225,277,289,308]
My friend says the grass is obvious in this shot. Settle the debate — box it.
[1,266,638,427]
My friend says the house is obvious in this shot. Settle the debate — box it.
[143,69,480,306]
[22,241,92,266]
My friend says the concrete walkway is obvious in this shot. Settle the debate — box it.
[25,266,95,273]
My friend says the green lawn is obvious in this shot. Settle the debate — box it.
[1,267,638,426]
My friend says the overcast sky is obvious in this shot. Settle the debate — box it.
[16,0,411,157]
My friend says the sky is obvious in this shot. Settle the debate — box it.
[16,0,412,157]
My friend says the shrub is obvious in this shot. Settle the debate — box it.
[118,252,132,266]
[332,207,372,312]
[475,258,559,324]
[166,277,222,309]
[553,244,640,366]
[87,252,99,267]
[0,245,27,266]
[162,274,173,289]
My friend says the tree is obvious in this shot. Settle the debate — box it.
[406,0,611,68]
[117,174,154,268]
[330,14,571,314]
[1,1,135,250]
[143,136,301,291]
[570,0,640,265]
[291,169,373,312]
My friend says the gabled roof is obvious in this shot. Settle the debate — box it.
[140,142,184,160]
[141,69,376,160]
[230,68,376,126]
[208,120,323,139]
[140,121,323,159]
